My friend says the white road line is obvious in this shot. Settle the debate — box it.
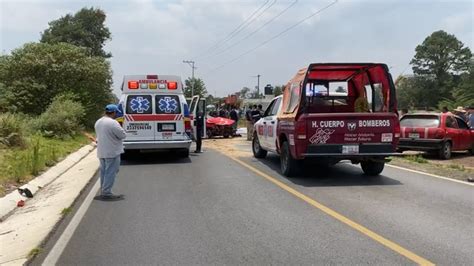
[386,164,474,187]
[43,179,100,265]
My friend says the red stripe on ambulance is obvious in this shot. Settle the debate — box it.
[129,114,177,121]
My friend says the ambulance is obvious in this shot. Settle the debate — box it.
[117,75,193,158]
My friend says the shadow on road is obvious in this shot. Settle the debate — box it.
[251,154,403,187]
[121,151,192,165]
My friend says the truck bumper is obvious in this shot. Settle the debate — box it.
[124,140,192,150]
[302,143,400,158]
[398,138,443,151]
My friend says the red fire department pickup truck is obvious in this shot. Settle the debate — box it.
[252,63,400,176]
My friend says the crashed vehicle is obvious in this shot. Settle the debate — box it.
[206,116,235,138]
[252,63,400,176]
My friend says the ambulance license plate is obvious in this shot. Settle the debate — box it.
[342,145,359,154]
[159,123,175,131]
[162,132,173,139]
[408,133,419,139]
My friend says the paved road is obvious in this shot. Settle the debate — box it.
[42,142,473,265]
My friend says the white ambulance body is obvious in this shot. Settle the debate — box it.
[118,75,192,157]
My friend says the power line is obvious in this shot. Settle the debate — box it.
[194,0,271,60]
[202,0,298,61]
[215,0,277,51]
[203,0,338,75]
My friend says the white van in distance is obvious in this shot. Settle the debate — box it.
[117,75,192,157]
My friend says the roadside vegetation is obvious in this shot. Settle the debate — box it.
[391,154,473,182]
[396,30,473,111]
[0,7,113,196]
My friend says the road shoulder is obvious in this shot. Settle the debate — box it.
[0,150,99,264]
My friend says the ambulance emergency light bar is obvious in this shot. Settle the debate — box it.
[127,77,177,90]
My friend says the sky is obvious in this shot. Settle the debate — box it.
[1,0,472,97]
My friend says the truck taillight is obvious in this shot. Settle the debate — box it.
[184,119,192,132]
[394,121,401,138]
[434,129,445,139]
[296,122,306,139]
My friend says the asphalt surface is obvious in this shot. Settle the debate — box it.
[45,142,473,265]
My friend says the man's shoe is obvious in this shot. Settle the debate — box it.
[100,194,124,200]
[194,150,203,153]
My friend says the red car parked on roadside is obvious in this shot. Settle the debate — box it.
[399,113,474,159]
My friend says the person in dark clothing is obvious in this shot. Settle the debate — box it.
[219,108,227,118]
[229,106,239,133]
[195,110,204,153]
[251,104,261,123]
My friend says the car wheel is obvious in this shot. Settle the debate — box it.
[438,141,452,159]
[252,133,267,158]
[280,141,300,177]
[361,161,385,176]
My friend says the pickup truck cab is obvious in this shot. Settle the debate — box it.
[252,63,400,176]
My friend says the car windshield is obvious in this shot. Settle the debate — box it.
[400,115,440,128]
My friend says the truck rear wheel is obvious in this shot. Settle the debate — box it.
[361,161,385,176]
[252,133,267,158]
[280,141,300,177]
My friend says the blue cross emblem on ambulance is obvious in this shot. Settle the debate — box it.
[158,97,178,113]
[130,97,151,113]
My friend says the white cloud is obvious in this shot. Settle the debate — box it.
[0,0,71,32]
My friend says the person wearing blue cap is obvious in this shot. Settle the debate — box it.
[94,104,127,200]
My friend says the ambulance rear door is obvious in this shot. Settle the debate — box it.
[154,94,188,141]
[189,96,199,137]
[190,96,207,138]
[123,94,155,141]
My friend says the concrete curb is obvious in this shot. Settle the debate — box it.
[0,144,96,221]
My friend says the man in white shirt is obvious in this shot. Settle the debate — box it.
[94,104,126,200]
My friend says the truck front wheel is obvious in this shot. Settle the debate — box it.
[280,141,300,177]
[361,161,385,176]
[252,133,267,158]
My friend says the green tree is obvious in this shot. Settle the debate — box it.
[438,61,474,110]
[0,42,113,127]
[184,77,207,98]
[273,85,284,96]
[239,87,250,99]
[396,75,437,110]
[410,30,472,101]
[41,7,112,58]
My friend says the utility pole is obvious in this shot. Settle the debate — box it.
[183,60,196,97]
[251,74,261,99]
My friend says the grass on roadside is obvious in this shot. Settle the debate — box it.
[0,134,90,196]
[403,155,428,164]
[61,207,73,216]
[447,164,465,171]
[28,247,42,259]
